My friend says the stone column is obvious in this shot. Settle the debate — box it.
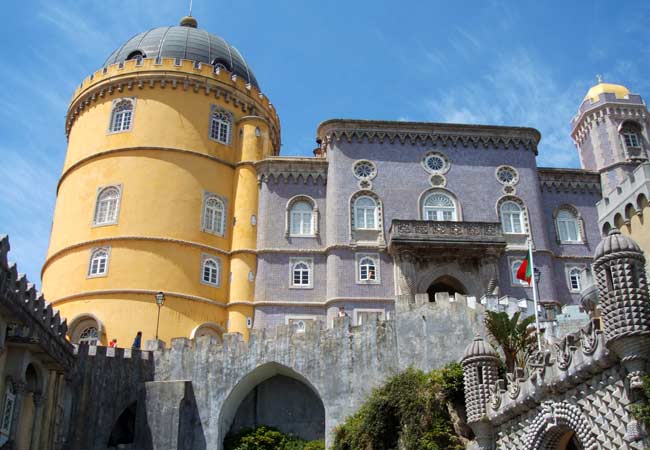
[394,251,418,306]
[29,392,44,450]
[8,381,26,443]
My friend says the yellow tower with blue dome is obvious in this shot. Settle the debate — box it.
[41,16,280,345]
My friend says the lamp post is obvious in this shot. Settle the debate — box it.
[155,291,165,340]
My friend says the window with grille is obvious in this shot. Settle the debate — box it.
[354,196,378,229]
[93,186,121,225]
[109,99,134,133]
[88,248,109,277]
[423,192,457,221]
[500,201,523,233]
[203,196,226,235]
[557,210,581,242]
[290,201,314,235]
[568,267,582,291]
[78,327,99,345]
[291,260,312,287]
[202,258,220,286]
[210,109,232,144]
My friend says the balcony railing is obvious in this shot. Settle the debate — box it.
[388,220,506,249]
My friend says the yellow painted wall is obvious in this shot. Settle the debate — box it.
[43,61,280,345]
[619,201,650,261]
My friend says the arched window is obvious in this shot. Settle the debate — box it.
[511,259,527,286]
[290,201,314,236]
[126,50,145,62]
[500,201,524,233]
[78,327,99,345]
[93,186,121,225]
[358,256,378,282]
[201,257,221,286]
[621,126,640,148]
[354,196,378,229]
[423,192,457,221]
[109,99,135,133]
[568,267,582,292]
[88,247,110,277]
[202,195,226,236]
[210,108,232,144]
[556,209,581,242]
[290,258,313,288]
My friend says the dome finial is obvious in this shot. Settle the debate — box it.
[180,15,198,28]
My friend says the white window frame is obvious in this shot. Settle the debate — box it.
[201,254,222,287]
[499,199,526,234]
[290,202,315,236]
[353,196,379,230]
[87,247,110,278]
[422,191,458,221]
[285,315,317,333]
[290,257,313,289]
[555,209,582,243]
[201,192,227,236]
[353,308,385,326]
[92,185,122,227]
[356,253,381,284]
[209,106,233,145]
[566,265,585,293]
[285,196,319,238]
[508,256,528,287]
[621,127,640,148]
[421,151,450,174]
[108,98,136,134]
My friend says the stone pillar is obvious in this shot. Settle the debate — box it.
[29,392,44,450]
[394,251,418,306]
[9,381,26,443]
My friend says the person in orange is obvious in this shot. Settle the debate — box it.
[108,339,117,348]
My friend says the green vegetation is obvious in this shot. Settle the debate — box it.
[332,363,466,450]
[483,310,537,373]
[631,375,650,428]
[224,426,325,450]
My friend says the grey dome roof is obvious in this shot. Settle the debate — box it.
[462,334,498,362]
[594,229,642,260]
[103,19,259,89]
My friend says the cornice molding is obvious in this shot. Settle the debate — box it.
[317,119,540,154]
[571,102,649,145]
[229,297,395,308]
[66,68,281,152]
[256,157,328,184]
[537,168,601,194]
[51,288,226,307]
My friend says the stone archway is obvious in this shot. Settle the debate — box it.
[427,275,468,302]
[218,362,325,448]
[525,401,595,450]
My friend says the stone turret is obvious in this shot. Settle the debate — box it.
[593,229,650,388]
[461,334,499,450]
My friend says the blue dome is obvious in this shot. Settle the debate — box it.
[104,18,259,89]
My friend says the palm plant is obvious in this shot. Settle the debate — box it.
[483,310,537,374]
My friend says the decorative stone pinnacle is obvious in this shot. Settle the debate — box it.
[596,74,603,84]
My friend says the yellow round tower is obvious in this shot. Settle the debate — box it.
[41,17,280,345]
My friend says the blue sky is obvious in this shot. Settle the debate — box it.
[1,0,649,286]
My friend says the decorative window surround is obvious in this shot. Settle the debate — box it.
[201,192,227,236]
[495,165,519,186]
[353,308,385,326]
[497,195,529,236]
[108,97,136,134]
[209,106,233,145]
[554,204,586,245]
[356,253,381,284]
[352,160,377,180]
[508,256,529,287]
[92,185,122,227]
[349,191,385,246]
[201,254,222,287]
[566,265,585,292]
[290,257,313,289]
[420,189,460,221]
[286,195,319,238]
[87,247,110,278]
[422,151,450,174]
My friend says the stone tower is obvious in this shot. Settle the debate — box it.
[571,79,650,193]
[461,334,500,450]
[41,16,280,345]
[593,229,650,388]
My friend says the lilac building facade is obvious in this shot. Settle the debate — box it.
[252,118,603,330]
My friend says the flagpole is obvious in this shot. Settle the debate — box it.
[528,238,543,352]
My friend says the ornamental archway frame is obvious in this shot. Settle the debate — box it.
[524,401,596,450]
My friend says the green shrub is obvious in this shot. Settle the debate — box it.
[332,363,464,450]
[631,375,650,428]
[224,426,324,450]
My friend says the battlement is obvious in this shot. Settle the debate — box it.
[73,343,152,361]
[0,235,74,367]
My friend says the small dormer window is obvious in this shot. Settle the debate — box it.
[126,50,145,63]
[622,127,640,148]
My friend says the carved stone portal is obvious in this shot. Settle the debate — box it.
[388,220,506,303]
